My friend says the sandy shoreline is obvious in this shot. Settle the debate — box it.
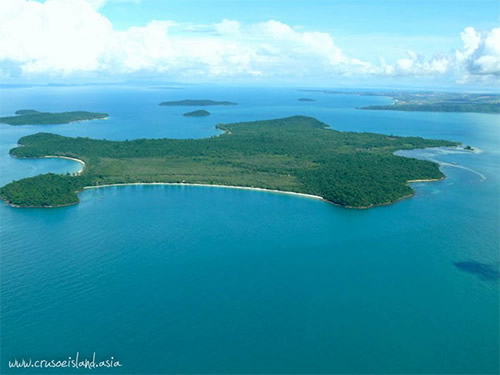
[1,177,445,210]
[407,177,443,183]
[42,155,86,175]
[3,148,448,209]
[67,116,109,124]
[84,182,324,201]
[82,178,442,210]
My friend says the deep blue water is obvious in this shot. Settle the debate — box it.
[0,85,499,374]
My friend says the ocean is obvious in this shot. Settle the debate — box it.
[0,85,498,374]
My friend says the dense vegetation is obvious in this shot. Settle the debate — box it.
[15,109,41,115]
[0,173,88,207]
[0,110,109,125]
[0,116,457,208]
[183,110,210,117]
[159,100,237,106]
[301,89,500,114]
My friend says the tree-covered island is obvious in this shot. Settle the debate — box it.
[0,116,457,208]
[183,110,210,117]
[0,110,109,125]
[160,99,237,106]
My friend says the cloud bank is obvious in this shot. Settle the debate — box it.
[0,0,499,86]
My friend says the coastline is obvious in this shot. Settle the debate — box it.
[0,177,445,210]
[83,176,443,210]
[68,116,109,124]
[1,199,79,209]
[41,155,86,175]
[84,182,324,201]
[0,115,108,126]
[83,182,406,209]
[2,145,449,209]
[407,177,444,183]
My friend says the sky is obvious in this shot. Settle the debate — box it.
[0,0,499,89]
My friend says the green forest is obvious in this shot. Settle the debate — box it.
[0,116,457,208]
[183,110,210,117]
[0,109,109,125]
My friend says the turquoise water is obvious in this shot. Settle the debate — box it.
[1,86,499,374]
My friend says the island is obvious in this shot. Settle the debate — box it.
[183,110,210,117]
[0,109,109,125]
[298,98,316,102]
[300,90,500,114]
[159,99,237,106]
[0,116,457,208]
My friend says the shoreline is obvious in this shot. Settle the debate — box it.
[407,177,444,183]
[2,146,449,209]
[41,155,86,175]
[0,116,108,126]
[0,177,445,210]
[1,199,79,209]
[84,182,324,201]
[68,116,109,124]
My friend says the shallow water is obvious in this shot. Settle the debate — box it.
[1,85,499,373]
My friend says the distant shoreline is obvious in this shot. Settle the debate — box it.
[0,110,109,125]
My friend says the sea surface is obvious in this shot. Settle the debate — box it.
[0,85,499,374]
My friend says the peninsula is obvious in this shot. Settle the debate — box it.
[0,109,109,125]
[0,116,457,208]
[183,110,210,117]
[300,90,500,114]
[159,99,237,106]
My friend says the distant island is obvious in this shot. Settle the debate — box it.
[0,116,457,208]
[0,109,109,125]
[361,102,500,113]
[183,110,210,117]
[298,98,315,102]
[159,99,237,106]
[300,90,500,114]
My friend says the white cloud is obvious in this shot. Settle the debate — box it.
[374,25,500,82]
[378,50,450,76]
[0,0,498,86]
[457,26,500,76]
[215,19,241,35]
[0,0,373,79]
[87,0,141,9]
[0,0,112,74]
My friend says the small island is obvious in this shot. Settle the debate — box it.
[183,110,210,117]
[0,116,457,208]
[160,99,237,106]
[298,98,315,102]
[0,109,109,125]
